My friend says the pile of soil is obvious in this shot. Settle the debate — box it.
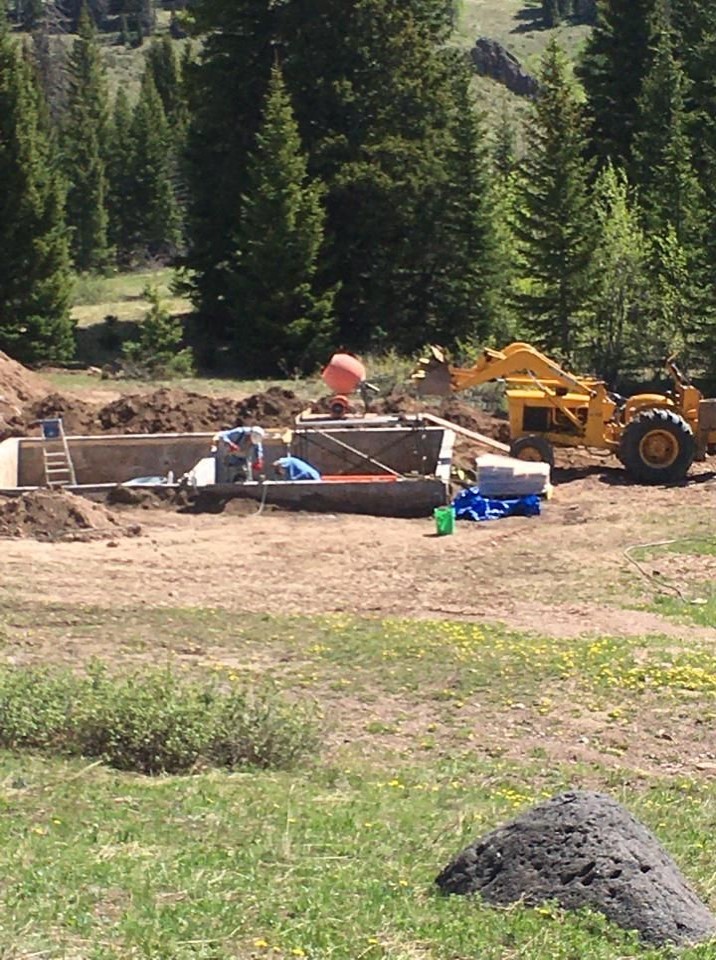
[374,392,510,443]
[436,790,716,947]
[0,490,141,542]
[28,392,99,435]
[0,351,51,438]
[4,385,308,441]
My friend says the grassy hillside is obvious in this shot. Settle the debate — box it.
[457,0,591,69]
[86,1,591,108]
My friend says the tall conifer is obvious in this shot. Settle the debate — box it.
[632,0,703,242]
[515,41,595,361]
[0,2,74,362]
[106,88,134,263]
[427,70,504,348]
[127,72,181,258]
[578,0,655,169]
[632,0,706,359]
[63,3,110,270]
[229,65,335,374]
[184,0,486,360]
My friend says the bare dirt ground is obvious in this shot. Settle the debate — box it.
[2,476,714,781]
[2,346,714,644]
[1,461,713,641]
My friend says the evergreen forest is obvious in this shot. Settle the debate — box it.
[1,0,715,383]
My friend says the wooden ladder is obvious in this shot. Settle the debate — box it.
[41,418,77,488]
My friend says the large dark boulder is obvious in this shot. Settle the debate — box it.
[436,791,716,946]
[470,38,539,98]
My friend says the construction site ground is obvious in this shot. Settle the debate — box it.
[1,460,714,640]
[1,353,715,957]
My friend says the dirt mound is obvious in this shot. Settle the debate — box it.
[437,398,510,442]
[97,385,304,433]
[374,392,510,441]
[235,386,306,425]
[97,388,234,434]
[436,790,716,946]
[4,385,308,441]
[0,351,51,438]
[0,490,141,542]
[28,392,100,435]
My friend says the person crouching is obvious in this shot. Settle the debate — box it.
[214,425,265,482]
[273,456,321,481]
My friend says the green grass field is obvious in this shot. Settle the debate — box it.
[0,594,714,959]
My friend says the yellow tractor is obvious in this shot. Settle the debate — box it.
[411,342,716,484]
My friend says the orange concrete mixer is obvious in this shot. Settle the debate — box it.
[321,353,378,418]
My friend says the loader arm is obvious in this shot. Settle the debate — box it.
[411,342,597,398]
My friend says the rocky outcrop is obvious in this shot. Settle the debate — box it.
[436,791,716,946]
[471,38,539,98]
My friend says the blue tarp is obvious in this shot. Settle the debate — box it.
[451,486,541,522]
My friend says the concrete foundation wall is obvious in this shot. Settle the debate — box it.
[17,434,218,487]
[0,438,19,488]
[208,477,447,518]
[293,426,443,476]
[12,426,446,489]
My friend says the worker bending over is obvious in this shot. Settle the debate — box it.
[214,425,265,482]
[273,456,321,481]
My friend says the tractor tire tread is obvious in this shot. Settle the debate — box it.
[619,408,695,484]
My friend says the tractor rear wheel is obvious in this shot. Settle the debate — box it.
[618,408,695,484]
[509,435,555,468]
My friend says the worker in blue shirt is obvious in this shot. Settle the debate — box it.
[213,425,265,482]
[273,456,321,481]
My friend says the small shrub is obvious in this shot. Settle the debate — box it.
[122,285,194,379]
[0,665,319,775]
[74,666,216,775]
[0,668,78,751]
[210,687,321,770]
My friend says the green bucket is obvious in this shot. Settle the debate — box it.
[434,505,456,536]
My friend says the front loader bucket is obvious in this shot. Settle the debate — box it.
[411,346,453,396]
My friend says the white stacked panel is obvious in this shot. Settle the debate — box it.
[476,453,550,498]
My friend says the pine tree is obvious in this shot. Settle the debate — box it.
[63,3,110,271]
[586,164,653,381]
[31,0,67,125]
[145,35,184,125]
[123,285,194,377]
[145,35,189,238]
[578,0,655,169]
[493,104,518,177]
[0,3,74,363]
[185,0,480,358]
[106,88,134,263]
[632,0,703,243]
[515,40,595,361]
[427,68,504,349]
[669,0,716,316]
[127,72,181,259]
[632,0,707,362]
[184,0,278,346]
[229,65,335,374]
[281,0,478,349]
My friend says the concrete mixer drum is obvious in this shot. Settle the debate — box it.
[321,353,379,417]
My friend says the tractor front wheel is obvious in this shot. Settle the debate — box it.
[619,409,695,484]
[509,435,555,468]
